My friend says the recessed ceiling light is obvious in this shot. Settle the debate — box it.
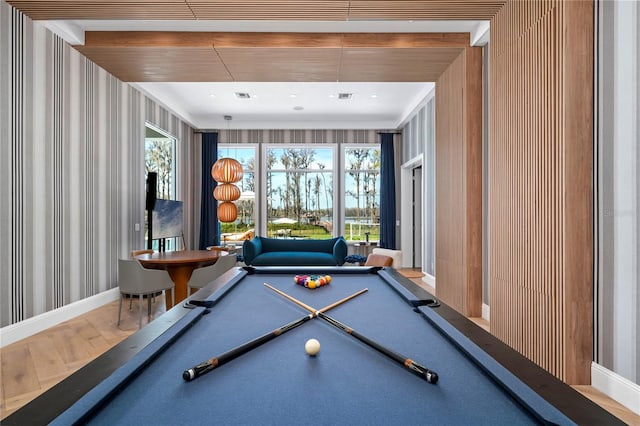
[289,94,297,98]
[329,94,336,98]
[209,94,216,98]
[371,94,378,98]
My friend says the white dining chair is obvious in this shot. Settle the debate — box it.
[117,259,175,328]
[187,253,237,295]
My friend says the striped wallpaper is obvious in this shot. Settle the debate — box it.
[0,1,395,327]
[401,98,436,277]
[218,129,382,145]
[0,1,200,326]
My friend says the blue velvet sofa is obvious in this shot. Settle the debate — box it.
[242,236,348,266]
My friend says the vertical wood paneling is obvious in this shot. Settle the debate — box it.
[489,0,593,384]
[435,47,483,317]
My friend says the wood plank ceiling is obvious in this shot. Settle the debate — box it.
[6,0,507,82]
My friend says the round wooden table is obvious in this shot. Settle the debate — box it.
[135,250,223,309]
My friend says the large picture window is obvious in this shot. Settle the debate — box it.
[343,146,381,242]
[145,124,177,249]
[265,146,334,239]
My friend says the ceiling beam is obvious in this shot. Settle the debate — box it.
[79,32,470,48]
[6,0,506,21]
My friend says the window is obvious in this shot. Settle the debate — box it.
[145,124,177,250]
[265,146,334,239]
[217,145,256,235]
[343,146,380,242]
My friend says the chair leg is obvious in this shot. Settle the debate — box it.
[147,296,152,321]
[138,295,143,328]
[117,293,123,326]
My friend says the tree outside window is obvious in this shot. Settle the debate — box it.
[266,147,334,239]
[344,147,380,242]
[144,124,177,249]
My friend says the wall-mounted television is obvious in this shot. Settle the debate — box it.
[152,200,183,239]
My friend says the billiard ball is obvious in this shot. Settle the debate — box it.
[305,338,320,356]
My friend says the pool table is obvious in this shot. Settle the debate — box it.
[3,267,623,425]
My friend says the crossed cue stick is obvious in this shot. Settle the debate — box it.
[183,283,438,384]
[183,287,368,381]
[264,283,438,384]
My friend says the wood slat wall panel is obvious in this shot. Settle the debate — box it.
[435,47,482,317]
[562,0,593,384]
[488,0,592,384]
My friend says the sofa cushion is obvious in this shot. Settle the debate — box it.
[250,251,338,266]
[258,237,339,253]
[242,236,347,266]
[364,253,393,267]
[371,248,403,268]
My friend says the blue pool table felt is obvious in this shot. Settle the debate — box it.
[51,267,574,426]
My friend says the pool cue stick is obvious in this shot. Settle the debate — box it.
[317,312,438,384]
[263,283,368,317]
[182,314,312,381]
[182,288,368,382]
[264,286,439,384]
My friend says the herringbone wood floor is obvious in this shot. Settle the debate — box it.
[0,294,167,419]
[1,271,638,424]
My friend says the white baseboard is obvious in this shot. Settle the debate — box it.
[422,273,436,287]
[0,288,120,348]
[591,362,640,415]
[482,303,490,322]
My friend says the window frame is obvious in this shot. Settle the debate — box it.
[340,144,382,244]
[261,143,338,238]
[144,123,178,250]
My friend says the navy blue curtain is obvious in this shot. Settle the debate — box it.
[379,133,396,249]
[199,133,219,249]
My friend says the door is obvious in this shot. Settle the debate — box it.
[412,166,423,269]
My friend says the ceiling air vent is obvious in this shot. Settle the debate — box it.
[338,93,353,100]
[235,92,251,99]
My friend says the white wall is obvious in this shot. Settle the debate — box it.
[595,0,639,399]
[400,89,435,277]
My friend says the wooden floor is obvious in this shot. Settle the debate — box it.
[1,270,638,424]
[0,294,167,419]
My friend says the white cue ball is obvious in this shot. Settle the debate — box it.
[305,338,321,356]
